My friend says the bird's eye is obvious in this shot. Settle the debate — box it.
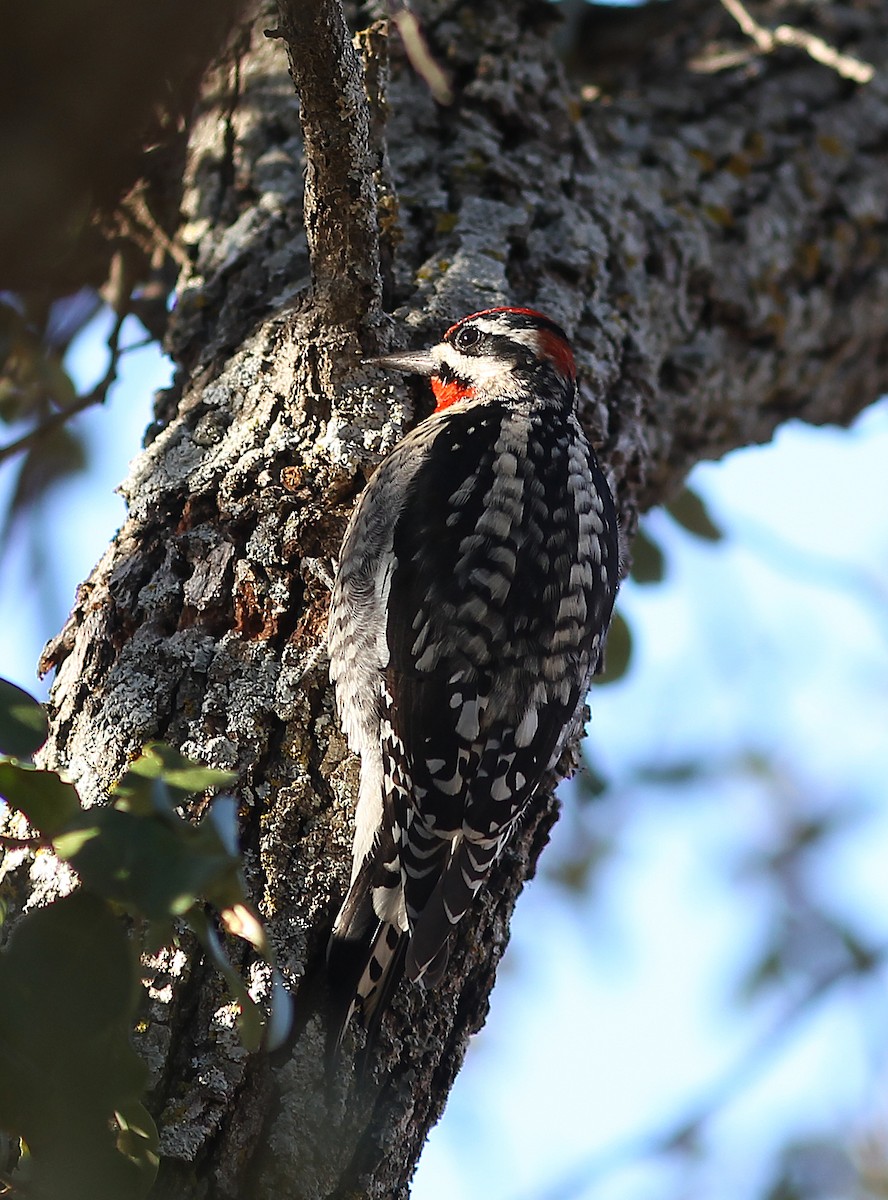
[454,325,481,351]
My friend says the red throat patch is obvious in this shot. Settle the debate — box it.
[432,376,475,411]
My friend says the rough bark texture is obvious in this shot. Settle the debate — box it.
[8,0,888,1195]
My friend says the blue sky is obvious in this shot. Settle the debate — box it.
[416,402,888,1200]
[2,312,887,1199]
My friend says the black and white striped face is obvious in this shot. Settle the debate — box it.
[370,307,577,412]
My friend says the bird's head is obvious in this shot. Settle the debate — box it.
[369,307,577,411]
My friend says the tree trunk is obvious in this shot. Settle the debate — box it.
[18,0,888,1195]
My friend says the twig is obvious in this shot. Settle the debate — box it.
[119,182,192,270]
[385,2,453,105]
[719,0,875,83]
[772,22,874,82]
[271,0,382,328]
[0,313,126,466]
[0,835,49,851]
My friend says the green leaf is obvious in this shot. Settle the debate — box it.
[629,527,665,584]
[144,917,177,955]
[0,892,157,1199]
[11,425,87,516]
[574,758,608,802]
[546,854,597,895]
[666,487,723,541]
[635,759,709,786]
[59,807,242,921]
[114,1100,160,1179]
[0,893,135,1053]
[38,354,78,411]
[0,761,81,835]
[114,742,235,809]
[0,677,48,758]
[52,823,102,858]
[597,610,632,685]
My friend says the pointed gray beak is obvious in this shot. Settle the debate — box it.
[365,348,438,376]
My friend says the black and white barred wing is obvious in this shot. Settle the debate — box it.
[382,403,617,983]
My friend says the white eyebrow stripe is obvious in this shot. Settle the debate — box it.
[466,318,542,352]
[503,327,543,353]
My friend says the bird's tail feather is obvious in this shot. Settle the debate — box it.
[327,853,408,1060]
[405,834,501,984]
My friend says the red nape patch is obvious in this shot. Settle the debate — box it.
[538,328,576,381]
[432,377,475,411]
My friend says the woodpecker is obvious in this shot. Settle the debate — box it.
[326,307,620,1047]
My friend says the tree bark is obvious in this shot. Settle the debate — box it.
[14,0,888,1195]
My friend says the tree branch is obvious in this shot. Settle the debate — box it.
[719,0,875,82]
[272,0,383,329]
[0,835,48,851]
[385,0,453,104]
[0,313,125,466]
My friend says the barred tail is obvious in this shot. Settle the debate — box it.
[405,833,504,986]
[328,829,509,1053]
[327,851,408,1057]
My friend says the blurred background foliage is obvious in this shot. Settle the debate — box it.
[0,0,247,582]
[1,1,887,1198]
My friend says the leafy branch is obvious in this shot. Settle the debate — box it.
[0,311,125,467]
[0,678,289,1200]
